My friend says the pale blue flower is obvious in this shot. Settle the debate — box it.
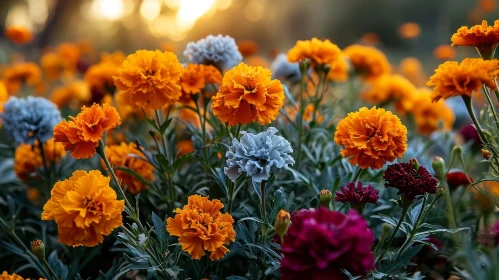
[225,127,295,183]
[183,34,242,70]
[1,96,61,145]
[271,53,301,82]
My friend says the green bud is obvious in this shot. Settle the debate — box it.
[410,158,420,171]
[381,223,393,236]
[319,189,333,208]
[299,59,310,74]
[432,156,446,180]
[452,146,463,159]
[31,239,45,261]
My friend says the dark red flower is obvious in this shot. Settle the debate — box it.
[383,163,437,201]
[446,171,473,190]
[280,208,375,280]
[479,220,499,246]
[335,181,379,204]
[459,123,481,146]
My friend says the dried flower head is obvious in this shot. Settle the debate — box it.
[344,44,391,80]
[53,103,121,159]
[41,170,125,247]
[280,208,375,280]
[166,195,235,260]
[113,50,183,110]
[383,162,438,201]
[211,63,285,126]
[1,97,61,146]
[427,58,499,101]
[184,34,242,70]
[103,142,154,194]
[225,127,295,183]
[334,107,407,169]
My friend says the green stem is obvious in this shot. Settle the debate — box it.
[481,85,499,132]
[296,68,308,166]
[37,139,51,189]
[42,258,60,280]
[235,123,242,138]
[493,78,499,104]
[351,168,363,182]
[227,180,234,214]
[10,232,54,279]
[260,180,267,238]
[462,95,487,143]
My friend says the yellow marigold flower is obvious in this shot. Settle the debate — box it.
[166,195,235,260]
[51,82,91,109]
[40,52,63,80]
[103,142,154,195]
[237,40,259,57]
[179,64,222,104]
[113,50,183,110]
[176,139,195,157]
[0,271,24,280]
[211,63,284,126]
[433,45,456,60]
[412,88,455,135]
[85,62,119,95]
[334,107,407,169]
[427,58,499,101]
[362,74,417,115]
[473,180,499,212]
[57,43,81,72]
[287,38,342,65]
[41,170,125,247]
[3,62,42,94]
[398,22,421,39]
[451,20,499,50]
[344,44,391,80]
[359,32,381,46]
[53,104,121,159]
[327,55,349,82]
[5,26,33,45]
[15,139,66,182]
[399,57,422,78]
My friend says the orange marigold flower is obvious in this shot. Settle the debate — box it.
[398,22,421,39]
[238,40,259,57]
[103,142,154,194]
[0,271,24,280]
[245,55,270,68]
[433,45,457,60]
[51,82,91,109]
[100,51,125,65]
[5,26,33,44]
[362,74,417,115]
[57,43,81,72]
[399,57,422,78]
[0,81,8,125]
[334,107,407,169]
[179,64,223,104]
[85,62,119,95]
[359,32,381,46]
[411,88,455,135]
[113,50,183,110]
[303,103,324,123]
[27,187,41,203]
[115,91,154,120]
[161,42,176,53]
[178,103,201,128]
[176,139,195,157]
[166,195,235,260]
[40,52,63,80]
[53,103,121,159]
[427,58,499,101]
[480,0,497,12]
[41,170,124,247]
[451,20,499,57]
[344,44,391,80]
[212,63,284,126]
[3,62,42,94]
[287,38,342,65]
[14,139,66,182]
[327,55,349,82]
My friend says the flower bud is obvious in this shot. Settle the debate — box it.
[482,149,492,160]
[452,145,463,159]
[432,156,446,180]
[410,158,420,171]
[381,223,393,236]
[299,59,310,74]
[274,209,291,243]
[319,189,332,208]
[31,239,45,261]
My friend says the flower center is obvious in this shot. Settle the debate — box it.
[82,196,103,214]
[146,69,155,76]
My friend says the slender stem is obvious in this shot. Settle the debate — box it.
[482,85,499,132]
[260,181,267,237]
[462,95,487,143]
[296,68,308,166]
[397,196,427,257]
[351,168,363,182]
[42,258,60,280]
[37,140,51,189]
[235,124,242,138]
[386,203,409,251]
[227,180,234,214]
[493,78,499,104]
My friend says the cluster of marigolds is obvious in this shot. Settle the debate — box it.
[1,17,499,279]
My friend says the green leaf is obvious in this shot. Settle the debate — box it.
[378,245,423,274]
[160,118,173,135]
[152,212,168,249]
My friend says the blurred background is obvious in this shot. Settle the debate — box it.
[0,0,496,67]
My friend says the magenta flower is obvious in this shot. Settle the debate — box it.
[335,181,379,213]
[280,208,375,280]
[479,220,499,246]
[383,163,437,202]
